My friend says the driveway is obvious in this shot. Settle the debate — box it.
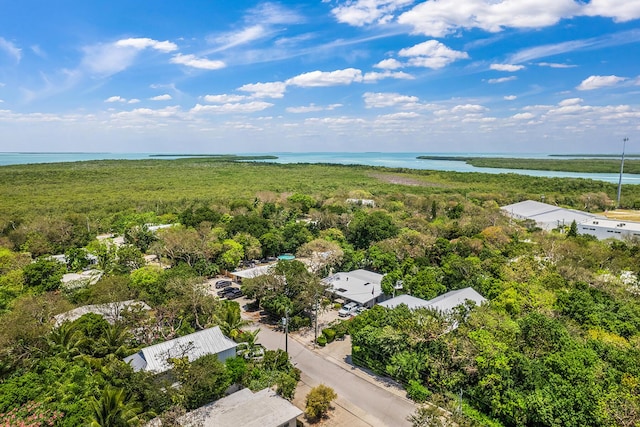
[256,325,415,427]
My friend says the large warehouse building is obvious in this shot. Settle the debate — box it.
[501,200,640,240]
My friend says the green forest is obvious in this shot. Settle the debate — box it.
[1,158,640,426]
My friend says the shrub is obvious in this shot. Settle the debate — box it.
[331,320,349,339]
[289,315,311,331]
[316,335,327,346]
[406,380,431,403]
[305,384,337,420]
[322,328,336,343]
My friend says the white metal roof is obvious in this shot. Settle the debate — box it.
[378,287,486,313]
[378,294,431,310]
[501,200,600,230]
[425,288,486,313]
[123,326,237,373]
[180,388,302,427]
[324,269,384,305]
[54,300,150,326]
[231,264,275,279]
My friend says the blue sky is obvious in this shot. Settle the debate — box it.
[1,0,639,153]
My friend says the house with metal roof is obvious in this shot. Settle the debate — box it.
[324,269,384,307]
[123,326,237,374]
[379,287,486,313]
[54,300,150,327]
[177,388,302,427]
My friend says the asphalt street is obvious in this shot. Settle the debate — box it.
[256,325,415,427]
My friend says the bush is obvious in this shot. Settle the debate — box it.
[331,320,349,339]
[305,384,337,420]
[406,380,431,403]
[289,315,311,331]
[322,328,336,343]
[316,335,327,346]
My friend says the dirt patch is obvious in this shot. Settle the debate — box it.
[600,209,640,222]
[370,172,446,187]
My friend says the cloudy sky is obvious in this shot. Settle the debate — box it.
[1,0,639,153]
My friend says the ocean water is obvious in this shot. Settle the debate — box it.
[0,151,637,185]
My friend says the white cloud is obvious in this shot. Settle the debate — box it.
[559,98,583,106]
[582,0,640,22]
[190,101,274,113]
[490,63,524,72]
[512,112,535,120]
[577,75,627,90]
[286,68,363,87]
[105,96,127,103]
[286,103,343,113]
[115,38,177,52]
[247,2,305,25]
[374,58,403,70]
[128,99,141,104]
[170,54,226,70]
[398,0,581,37]
[82,37,176,76]
[331,0,415,26]
[209,25,269,52]
[238,81,287,98]
[399,40,469,69]
[150,94,172,101]
[538,62,577,68]
[111,106,182,121]
[452,104,487,114]
[363,70,414,82]
[0,37,22,62]
[377,112,421,120]
[363,92,419,108]
[203,94,248,103]
[504,95,517,100]
[488,76,517,84]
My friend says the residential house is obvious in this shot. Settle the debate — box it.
[123,326,237,374]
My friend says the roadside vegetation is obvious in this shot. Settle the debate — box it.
[0,158,640,425]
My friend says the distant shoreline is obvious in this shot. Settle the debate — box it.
[416,155,640,174]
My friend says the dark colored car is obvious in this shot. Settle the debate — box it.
[217,286,233,297]
[225,288,243,299]
[215,280,233,289]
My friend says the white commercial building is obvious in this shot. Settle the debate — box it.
[501,200,640,241]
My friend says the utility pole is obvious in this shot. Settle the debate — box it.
[617,137,629,208]
[314,290,318,349]
[284,308,289,354]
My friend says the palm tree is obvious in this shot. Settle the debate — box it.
[89,386,142,427]
[213,300,249,339]
[96,323,131,358]
[47,322,85,359]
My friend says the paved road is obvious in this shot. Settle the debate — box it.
[256,325,415,427]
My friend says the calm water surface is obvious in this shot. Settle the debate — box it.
[1,151,637,185]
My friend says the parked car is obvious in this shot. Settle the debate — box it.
[225,288,243,299]
[338,302,359,317]
[217,286,233,297]
[215,280,233,289]
[354,306,368,315]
